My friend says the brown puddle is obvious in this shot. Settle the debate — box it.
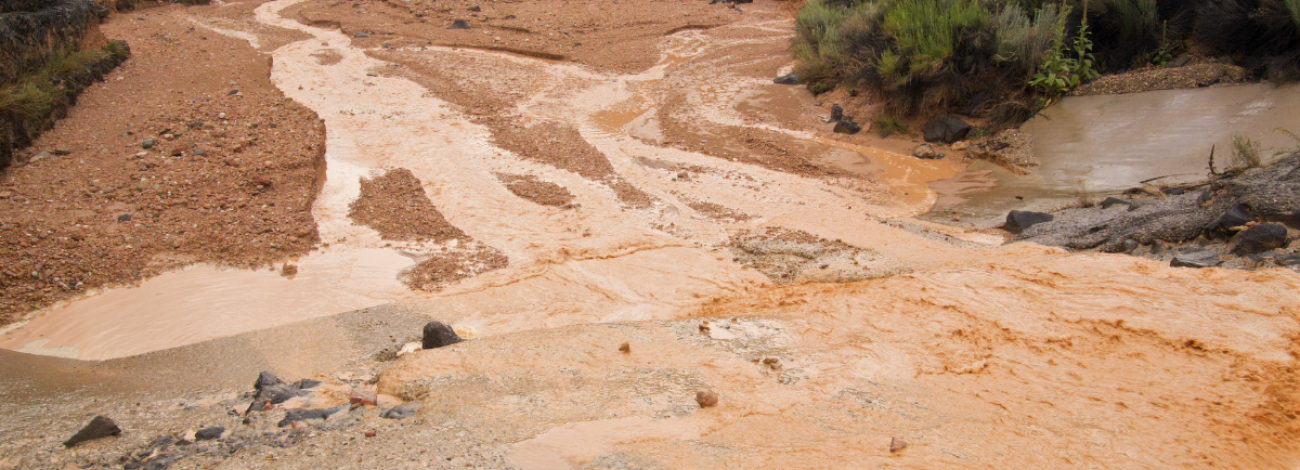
[925,82,1300,227]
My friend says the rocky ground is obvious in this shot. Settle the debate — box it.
[3,0,1300,469]
[0,1,327,325]
[1010,152,1300,272]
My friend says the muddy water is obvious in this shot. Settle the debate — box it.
[0,0,966,360]
[924,83,1300,227]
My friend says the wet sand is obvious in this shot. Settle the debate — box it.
[1,1,1298,469]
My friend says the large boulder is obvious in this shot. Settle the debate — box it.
[832,116,861,135]
[1228,223,1288,255]
[422,321,463,349]
[1004,210,1053,234]
[64,415,120,447]
[922,114,971,144]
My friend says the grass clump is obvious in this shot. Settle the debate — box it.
[1,40,131,169]
[1227,132,1263,173]
[873,116,911,137]
[0,42,130,122]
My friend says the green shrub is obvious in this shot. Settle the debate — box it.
[873,116,911,137]
[1228,131,1263,173]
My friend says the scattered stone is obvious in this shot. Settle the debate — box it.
[1004,210,1053,234]
[967,129,1037,173]
[889,437,907,453]
[382,402,419,420]
[922,114,971,144]
[695,390,719,408]
[29,151,51,162]
[832,116,860,135]
[1228,223,1288,255]
[353,31,370,38]
[64,415,121,447]
[141,138,155,149]
[294,378,321,389]
[422,321,463,349]
[912,143,939,160]
[364,430,377,438]
[277,405,349,427]
[281,264,297,277]
[951,140,970,151]
[1122,238,1140,253]
[118,214,132,222]
[467,5,479,11]
[448,19,470,29]
[1171,248,1223,268]
[1100,197,1132,209]
[250,174,273,188]
[350,389,378,407]
[618,342,630,353]
[773,72,801,85]
[194,427,224,441]
[829,104,843,122]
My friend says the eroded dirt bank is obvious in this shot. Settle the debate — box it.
[0,0,1298,469]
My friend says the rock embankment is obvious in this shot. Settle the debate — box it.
[1013,152,1300,269]
[1,0,124,170]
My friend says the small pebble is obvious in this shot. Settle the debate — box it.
[618,342,630,353]
[695,390,718,408]
[364,430,377,438]
[889,437,907,453]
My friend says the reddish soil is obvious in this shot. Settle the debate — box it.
[404,245,508,292]
[0,2,327,325]
[348,168,467,243]
[495,173,577,209]
[282,0,741,74]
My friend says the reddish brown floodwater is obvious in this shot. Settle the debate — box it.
[2,2,1299,468]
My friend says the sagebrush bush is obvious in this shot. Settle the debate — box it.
[793,0,1300,125]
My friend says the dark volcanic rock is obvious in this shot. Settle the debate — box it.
[278,405,349,427]
[64,415,121,447]
[1005,210,1053,234]
[448,19,469,29]
[1229,223,1288,255]
[832,117,860,135]
[254,371,282,390]
[1171,248,1223,268]
[922,114,971,144]
[422,321,463,349]
[773,72,801,85]
[382,402,420,420]
[1208,204,1255,238]
[1100,197,1132,209]
[1262,209,1300,229]
[195,427,224,441]
[829,104,843,122]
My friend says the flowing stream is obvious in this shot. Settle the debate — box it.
[0,0,971,360]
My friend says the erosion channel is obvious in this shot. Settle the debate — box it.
[1,1,1298,469]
